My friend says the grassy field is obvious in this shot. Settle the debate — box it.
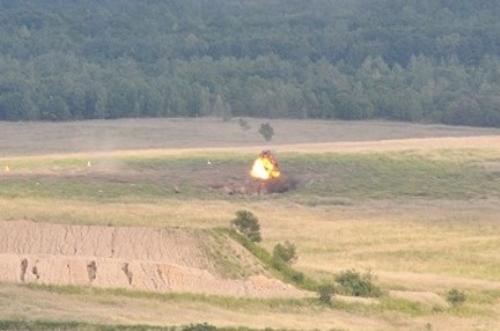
[1,118,500,331]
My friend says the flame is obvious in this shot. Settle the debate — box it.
[250,150,280,180]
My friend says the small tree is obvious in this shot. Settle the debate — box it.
[446,288,466,306]
[231,210,262,242]
[259,122,274,141]
[317,284,335,305]
[273,240,297,265]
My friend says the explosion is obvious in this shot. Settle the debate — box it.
[250,150,280,180]
[217,149,296,195]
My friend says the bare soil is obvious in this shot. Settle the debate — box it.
[0,219,307,298]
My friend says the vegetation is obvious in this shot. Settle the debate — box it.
[230,210,262,242]
[0,1,500,126]
[222,228,316,291]
[0,320,295,331]
[272,241,297,265]
[446,288,467,306]
[183,323,217,331]
[258,123,274,141]
[334,270,382,298]
[316,284,335,305]
[3,150,500,205]
[1,122,500,329]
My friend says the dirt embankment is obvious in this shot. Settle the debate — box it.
[0,220,306,298]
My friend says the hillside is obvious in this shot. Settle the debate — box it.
[0,220,305,298]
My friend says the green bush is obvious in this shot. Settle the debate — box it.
[446,288,466,306]
[272,241,297,265]
[317,284,335,305]
[230,210,262,242]
[221,228,316,291]
[335,269,382,298]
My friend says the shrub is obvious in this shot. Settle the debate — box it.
[272,240,297,265]
[335,269,382,297]
[317,284,335,305]
[446,288,466,306]
[230,210,262,242]
[222,227,313,289]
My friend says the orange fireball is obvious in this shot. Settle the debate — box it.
[250,150,280,180]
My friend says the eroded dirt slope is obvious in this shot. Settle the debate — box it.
[0,220,306,298]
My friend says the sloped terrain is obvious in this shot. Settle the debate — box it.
[0,220,306,298]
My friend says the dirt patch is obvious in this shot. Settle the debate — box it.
[0,220,308,298]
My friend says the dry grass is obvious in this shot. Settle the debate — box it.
[0,283,390,330]
[1,117,500,157]
[1,118,500,330]
[0,197,237,228]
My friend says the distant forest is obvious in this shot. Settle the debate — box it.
[1,0,500,126]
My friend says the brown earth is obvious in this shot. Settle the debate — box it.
[0,219,308,298]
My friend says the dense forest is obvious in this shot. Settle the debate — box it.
[1,0,500,126]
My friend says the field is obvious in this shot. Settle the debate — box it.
[1,118,500,331]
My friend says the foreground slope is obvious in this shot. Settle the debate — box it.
[0,220,306,298]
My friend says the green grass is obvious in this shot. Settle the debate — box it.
[378,297,428,316]
[2,150,500,204]
[121,152,246,170]
[21,281,457,319]
[281,151,500,201]
[219,228,318,291]
[0,179,174,203]
[0,156,90,171]
[0,319,312,331]
[22,282,314,312]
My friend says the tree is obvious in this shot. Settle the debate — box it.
[1,1,500,126]
[259,122,274,141]
[230,210,262,242]
[213,93,232,121]
[41,96,70,121]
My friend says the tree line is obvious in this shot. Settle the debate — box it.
[0,0,499,126]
